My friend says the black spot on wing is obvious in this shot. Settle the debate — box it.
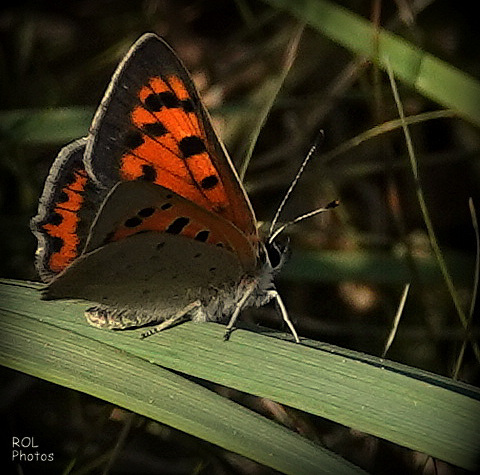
[181,98,195,113]
[160,91,179,108]
[179,136,206,158]
[138,207,155,218]
[125,217,142,228]
[51,236,63,253]
[194,230,210,242]
[58,191,69,203]
[141,164,156,182]
[200,175,219,190]
[165,217,189,235]
[143,122,167,137]
[124,130,144,149]
[144,93,162,111]
[44,212,63,226]
[145,91,180,111]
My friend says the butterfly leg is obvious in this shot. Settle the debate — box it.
[140,300,202,339]
[268,290,300,343]
[224,281,256,341]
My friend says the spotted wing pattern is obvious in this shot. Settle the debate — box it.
[32,33,260,283]
[83,181,256,270]
[85,34,258,249]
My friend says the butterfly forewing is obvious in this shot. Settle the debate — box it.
[85,33,258,244]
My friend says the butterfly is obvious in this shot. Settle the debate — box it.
[31,33,317,342]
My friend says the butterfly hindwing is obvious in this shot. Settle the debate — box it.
[45,231,245,323]
[83,180,257,270]
[85,33,257,242]
[31,138,107,281]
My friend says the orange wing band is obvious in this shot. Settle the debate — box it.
[42,169,88,273]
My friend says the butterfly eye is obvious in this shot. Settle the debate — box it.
[264,239,289,269]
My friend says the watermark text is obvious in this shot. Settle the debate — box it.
[12,437,54,462]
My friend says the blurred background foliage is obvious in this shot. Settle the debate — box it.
[1,0,479,473]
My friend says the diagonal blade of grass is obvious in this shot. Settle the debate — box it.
[382,283,410,358]
[453,199,480,378]
[0,284,364,475]
[1,280,479,471]
[318,110,456,167]
[237,23,304,180]
[263,0,480,127]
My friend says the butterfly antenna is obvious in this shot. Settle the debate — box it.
[268,131,324,239]
[268,200,339,244]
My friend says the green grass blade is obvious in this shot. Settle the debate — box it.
[0,107,93,145]
[1,280,479,471]
[263,0,480,127]
[0,281,364,475]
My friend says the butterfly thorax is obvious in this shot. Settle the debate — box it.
[189,240,284,322]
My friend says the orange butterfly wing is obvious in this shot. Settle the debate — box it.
[84,34,258,255]
[31,138,109,280]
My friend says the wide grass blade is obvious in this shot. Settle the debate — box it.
[1,280,479,471]
[0,280,364,475]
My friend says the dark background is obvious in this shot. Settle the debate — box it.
[1,1,479,473]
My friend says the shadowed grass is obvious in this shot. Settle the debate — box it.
[263,0,480,127]
[385,59,479,363]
